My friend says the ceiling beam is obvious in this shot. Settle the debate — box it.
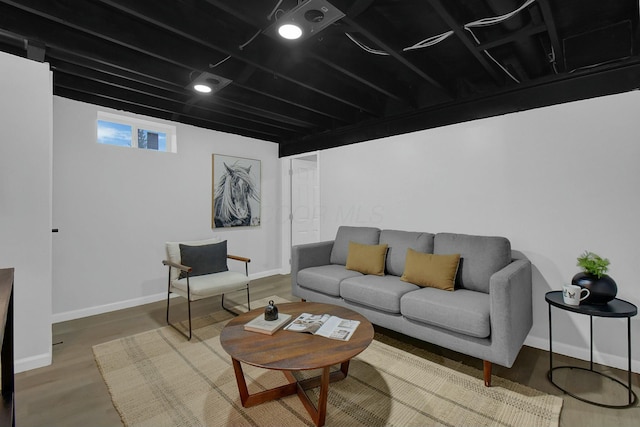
[1,0,372,119]
[57,86,282,143]
[536,0,565,72]
[280,59,640,156]
[203,0,415,108]
[0,2,353,125]
[476,22,547,51]
[426,0,505,84]
[53,62,309,135]
[94,0,383,116]
[341,15,452,99]
[54,75,288,141]
[307,49,413,107]
[48,50,320,130]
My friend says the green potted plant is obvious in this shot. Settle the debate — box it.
[571,251,617,304]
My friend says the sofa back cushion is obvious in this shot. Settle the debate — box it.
[380,229,434,276]
[400,249,460,291]
[434,233,511,293]
[330,226,381,265]
[345,242,388,276]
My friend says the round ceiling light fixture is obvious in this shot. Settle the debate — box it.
[278,23,303,40]
[193,84,212,93]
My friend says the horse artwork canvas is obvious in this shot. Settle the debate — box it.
[212,154,261,228]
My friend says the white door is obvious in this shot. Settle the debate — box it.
[291,155,320,247]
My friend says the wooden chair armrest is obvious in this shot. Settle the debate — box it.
[162,259,192,272]
[227,254,251,263]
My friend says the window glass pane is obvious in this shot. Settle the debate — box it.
[137,129,166,151]
[97,112,175,152]
[97,120,132,147]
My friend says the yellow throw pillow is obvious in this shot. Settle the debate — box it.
[345,242,388,276]
[401,249,460,291]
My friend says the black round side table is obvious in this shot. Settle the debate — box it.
[545,290,637,408]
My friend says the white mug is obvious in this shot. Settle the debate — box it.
[562,284,590,306]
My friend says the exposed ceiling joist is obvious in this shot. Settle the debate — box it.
[0,0,636,154]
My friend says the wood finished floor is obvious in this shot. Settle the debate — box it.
[16,275,640,426]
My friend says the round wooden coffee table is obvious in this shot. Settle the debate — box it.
[220,301,374,427]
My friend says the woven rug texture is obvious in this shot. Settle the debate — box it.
[93,296,562,427]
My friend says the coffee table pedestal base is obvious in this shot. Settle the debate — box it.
[232,358,350,427]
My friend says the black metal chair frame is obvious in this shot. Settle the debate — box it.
[163,255,251,340]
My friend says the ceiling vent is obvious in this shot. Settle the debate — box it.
[263,0,345,42]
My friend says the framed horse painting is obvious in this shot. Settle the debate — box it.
[212,154,261,228]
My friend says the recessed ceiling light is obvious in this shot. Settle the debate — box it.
[263,0,344,43]
[188,72,232,95]
[278,24,303,40]
[193,84,212,93]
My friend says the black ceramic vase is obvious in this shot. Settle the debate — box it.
[571,272,617,305]
[264,300,279,321]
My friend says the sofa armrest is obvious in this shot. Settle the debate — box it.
[291,240,334,290]
[488,259,533,367]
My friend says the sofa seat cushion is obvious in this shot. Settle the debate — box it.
[400,288,491,338]
[341,275,419,314]
[297,265,362,297]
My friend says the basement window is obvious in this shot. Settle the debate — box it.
[97,112,177,152]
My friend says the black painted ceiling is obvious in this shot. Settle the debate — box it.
[1,0,638,156]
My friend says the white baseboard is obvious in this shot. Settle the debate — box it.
[525,335,639,374]
[52,271,284,324]
[52,292,169,324]
[16,351,51,373]
[251,269,283,280]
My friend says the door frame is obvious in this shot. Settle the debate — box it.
[281,151,320,273]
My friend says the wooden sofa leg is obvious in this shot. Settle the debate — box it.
[483,360,492,387]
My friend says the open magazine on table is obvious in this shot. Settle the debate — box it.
[283,312,360,341]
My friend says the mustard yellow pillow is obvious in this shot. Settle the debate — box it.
[401,249,460,291]
[345,242,388,276]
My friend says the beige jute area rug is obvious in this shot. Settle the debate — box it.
[93,296,562,427]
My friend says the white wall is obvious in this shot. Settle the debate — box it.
[0,52,53,372]
[7,53,637,375]
[52,97,281,322]
[318,90,640,373]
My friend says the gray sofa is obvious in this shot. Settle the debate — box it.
[291,226,533,386]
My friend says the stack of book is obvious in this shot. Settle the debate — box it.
[243,313,292,335]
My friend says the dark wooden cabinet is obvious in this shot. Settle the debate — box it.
[0,269,14,427]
